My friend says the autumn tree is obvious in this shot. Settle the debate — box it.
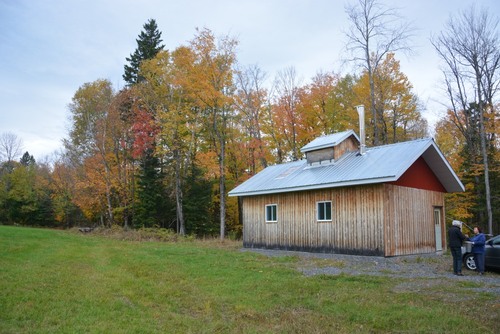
[432,5,500,234]
[50,155,84,227]
[262,71,361,164]
[186,28,238,239]
[65,79,121,226]
[298,71,358,139]
[0,156,54,226]
[109,89,138,229]
[344,0,414,145]
[298,71,337,138]
[435,113,474,223]
[65,80,113,159]
[138,49,195,234]
[30,160,54,226]
[434,112,465,172]
[353,53,427,143]
[227,65,272,235]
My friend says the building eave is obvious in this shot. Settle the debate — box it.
[228,175,397,197]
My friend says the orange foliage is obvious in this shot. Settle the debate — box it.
[196,151,219,179]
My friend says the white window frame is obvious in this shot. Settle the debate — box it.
[265,204,277,223]
[317,201,332,222]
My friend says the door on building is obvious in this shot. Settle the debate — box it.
[434,207,443,251]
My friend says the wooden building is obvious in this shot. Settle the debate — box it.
[228,130,464,257]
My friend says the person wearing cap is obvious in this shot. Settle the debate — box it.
[468,226,486,275]
[448,220,467,276]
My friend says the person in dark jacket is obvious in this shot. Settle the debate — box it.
[469,226,486,275]
[448,220,467,276]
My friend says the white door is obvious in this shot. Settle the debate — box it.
[434,208,442,251]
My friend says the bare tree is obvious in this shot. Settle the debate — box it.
[432,5,500,235]
[234,64,269,173]
[344,0,414,145]
[0,132,23,163]
[273,66,302,161]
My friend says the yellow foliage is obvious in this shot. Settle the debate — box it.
[196,151,219,179]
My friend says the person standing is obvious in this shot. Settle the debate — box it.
[448,220,467,276]
[469,226,486,275]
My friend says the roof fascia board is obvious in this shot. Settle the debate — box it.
[228,175,397,197]
[385,139,464,193]
[425,141,465,192]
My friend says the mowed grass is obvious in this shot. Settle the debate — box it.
[0,226,498,333]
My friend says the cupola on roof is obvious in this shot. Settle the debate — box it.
[300,130,359,153]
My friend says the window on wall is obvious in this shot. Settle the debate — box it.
[265,204,277,222]
[317,201,332,221]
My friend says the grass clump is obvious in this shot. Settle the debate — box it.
[73,225,185,242]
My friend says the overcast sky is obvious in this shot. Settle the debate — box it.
[1,0,498,160]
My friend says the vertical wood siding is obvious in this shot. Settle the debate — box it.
[242,184,385,255]
[383,184,444,256]
[241,184,445,256]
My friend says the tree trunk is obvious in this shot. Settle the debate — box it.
[477,86,493,235]
[122,154,130,230]
[367,60,379,146]
[219,136,226,240]
[104,171,114,225]
[100,144,114,226]
[174,148,185,235]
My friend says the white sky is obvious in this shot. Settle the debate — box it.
[1,0,498,160]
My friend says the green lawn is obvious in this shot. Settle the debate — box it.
[0,226,498,333]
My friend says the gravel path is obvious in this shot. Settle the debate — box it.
[244,248,500,296]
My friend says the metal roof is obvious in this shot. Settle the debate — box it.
[229,137,464,197]
[300,130,359,153]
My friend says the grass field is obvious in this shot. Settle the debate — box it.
[1,226,498,333]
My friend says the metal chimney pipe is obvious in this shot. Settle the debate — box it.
[355,105,366,155]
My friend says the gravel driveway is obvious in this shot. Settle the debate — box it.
[245,249,500,296]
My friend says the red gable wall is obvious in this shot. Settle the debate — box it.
[389,157,446,192]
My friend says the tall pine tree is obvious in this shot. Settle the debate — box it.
[123,19,165,85]
[20,151,35,167]
[123,19,168,228]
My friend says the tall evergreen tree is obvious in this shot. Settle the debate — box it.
[123,19,168,229]
[20,151,35,167]
[123,19,165,85]
[183,164,214,236]
[133,149,173,228]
